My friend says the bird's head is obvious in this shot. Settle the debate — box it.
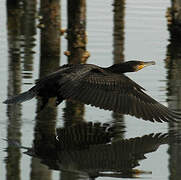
[123,61,156,73]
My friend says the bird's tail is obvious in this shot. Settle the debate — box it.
[3,90,36,104]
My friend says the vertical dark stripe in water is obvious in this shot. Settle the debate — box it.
[113,0,125,64]
[112,0,126,138]
[30,1,61,180]
[6,1,22,180]
[166,41,181,180]
[166,1,181,179]
[67,0,89,64]
[61,1,87,180]
[39,0,61,57]
[20,0,37,81]
[63,0,87,127]
[63,101,85,126]
[167,0,181,41]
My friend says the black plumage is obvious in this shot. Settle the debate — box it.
[3,61,181,122]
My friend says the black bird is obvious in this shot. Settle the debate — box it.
[3,61,181,122]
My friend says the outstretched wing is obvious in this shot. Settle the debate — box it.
[59,69,181,123]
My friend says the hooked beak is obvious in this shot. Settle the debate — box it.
[136,61,156,71]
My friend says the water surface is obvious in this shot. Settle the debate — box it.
[1,0,181,180]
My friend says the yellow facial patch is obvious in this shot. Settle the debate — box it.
[136,64,145,71]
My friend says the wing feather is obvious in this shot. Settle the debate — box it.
[59,69,181,122]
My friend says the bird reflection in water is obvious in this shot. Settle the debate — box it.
[8,121,180,179]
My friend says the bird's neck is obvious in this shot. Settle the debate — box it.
[106,62,133,73]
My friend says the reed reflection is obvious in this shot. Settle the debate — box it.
[166,41,181,180]
[112,0,126,136]
[39,0,61,57]
[21,121,180,180]
[67,0,88,64]
[62,2,88,180]
[20,0,37,82]
[166,0,181,41]
[5,0,37,179]
[64,0,88,128]
[31,1,61,180]
[166,4,181,178]
[6,2,22,179]
[113,0,125,64]
[7,0,37,83]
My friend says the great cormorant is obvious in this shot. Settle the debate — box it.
[3,61,181,122]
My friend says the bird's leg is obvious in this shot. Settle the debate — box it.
[56,96,63,106]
